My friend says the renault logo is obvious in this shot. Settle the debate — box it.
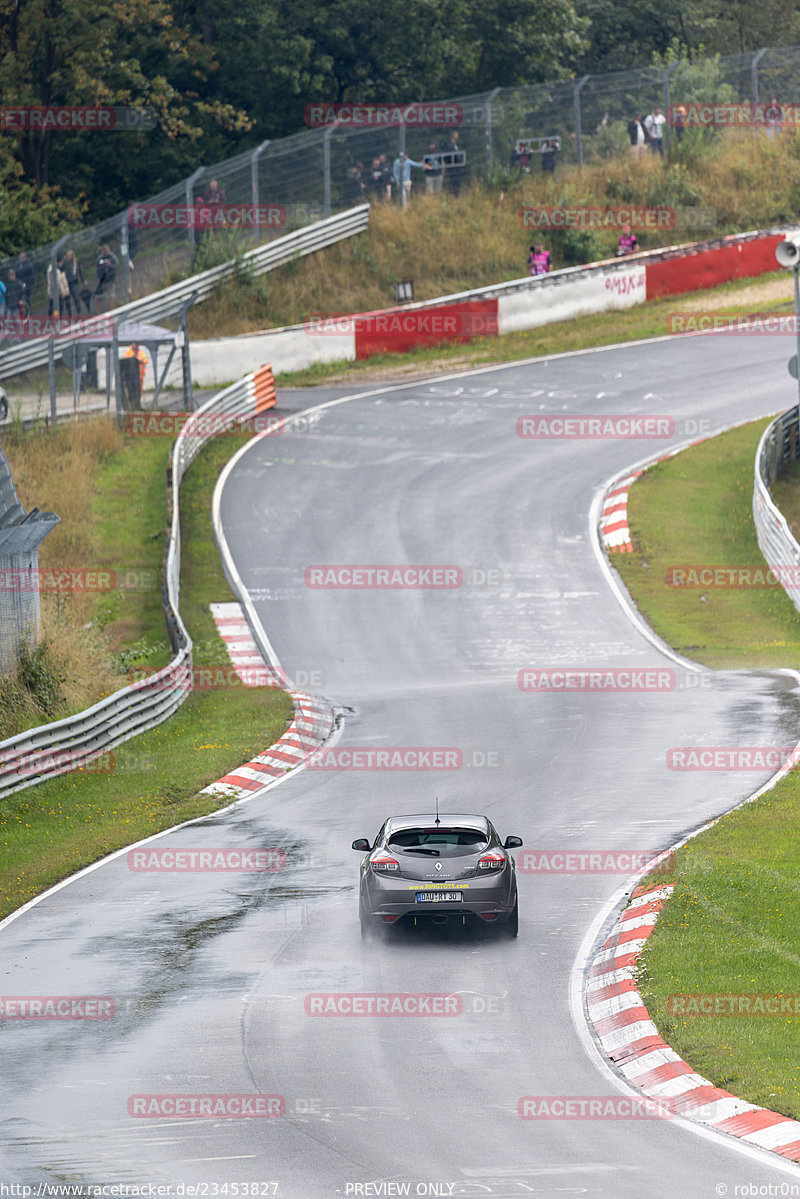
[435,861,443,871]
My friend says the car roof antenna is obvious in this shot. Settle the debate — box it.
[434,796,440,826]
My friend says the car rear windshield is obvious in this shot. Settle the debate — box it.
[388,827,489,856]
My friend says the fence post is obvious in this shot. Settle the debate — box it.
[120,218,131,303]
[574,76,590,168]
[250,139,271,242]
[752,48,767,103]
[663,62,679,152]
[48,338,57,427]
[323,126,333,219]
[185,167,205,259]
[485,87,501,175]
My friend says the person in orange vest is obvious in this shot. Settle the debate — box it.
[124,342,148,391]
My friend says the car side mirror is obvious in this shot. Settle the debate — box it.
[504,836,523,849]
[352,838,372,851]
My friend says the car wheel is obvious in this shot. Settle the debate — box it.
[0,393,7,422]
[505,900,519,938]
[359,900,372,939]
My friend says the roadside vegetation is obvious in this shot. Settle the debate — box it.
[618,421,800,1118]
[0,420,292,921]
[186,130,800,341]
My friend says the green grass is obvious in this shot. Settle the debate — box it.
[636,777,800,1119]
[0,431,293,921]
[91,433,173,671]
[615,418,800,1120]
[614,419,800,669]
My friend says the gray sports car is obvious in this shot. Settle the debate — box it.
[353,812,522,937]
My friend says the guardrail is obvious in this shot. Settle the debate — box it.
[0,205,369,382]
[0,367,274,799]
[753,405,800,611]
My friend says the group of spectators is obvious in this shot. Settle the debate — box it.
[0,243,124,325]
[627,109,672,156]
[348,134,466,208]
[628,97,784,156]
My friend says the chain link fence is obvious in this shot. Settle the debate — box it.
[4,44,800,331]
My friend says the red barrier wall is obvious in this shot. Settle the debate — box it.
[354,299,498,359]
[646,234,785,299]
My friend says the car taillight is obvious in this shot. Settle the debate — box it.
[370,856,399,872]
[478,852,506,872]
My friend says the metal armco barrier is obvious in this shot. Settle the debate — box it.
[0,206,369,381]
[0,365,277,799]
[753,407,800,612]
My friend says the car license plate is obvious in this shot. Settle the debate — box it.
[416,891,463,903]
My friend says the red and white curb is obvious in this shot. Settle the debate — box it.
[599,472,641,552]
[587,883,800,1161]
[201,601,335,799]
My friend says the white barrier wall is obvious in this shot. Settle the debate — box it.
[187,325,356,386]
[497,264,646,335]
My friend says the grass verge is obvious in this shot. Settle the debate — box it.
[614,419,800,1118]
[614,419,800,670]
[0,429,293,921]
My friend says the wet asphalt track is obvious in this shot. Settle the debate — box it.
[2,336,800,1197]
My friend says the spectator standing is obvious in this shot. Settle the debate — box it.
[510,141,530,172]
[424,142,444,194]
[347,163,366,205]
[442,131,465,193]
[628,113,647,158]
[0,276,6,319]
[616,224,639,255]
[202,178,227,206]
[392,151,428,207]
[541,138,558,173]
[766,97,783,138]
[673,105,687,144]
[47,255,69,317]
[62,250,85,314]
[94,244,119,310]
[644,108,665,155]
[202,178,227,234]
[124,341,148,389]
[369,157,385,202]
[378,155,394,201]
[528,243,552,275]
[16,251,34,302]
[5,270,27,318]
